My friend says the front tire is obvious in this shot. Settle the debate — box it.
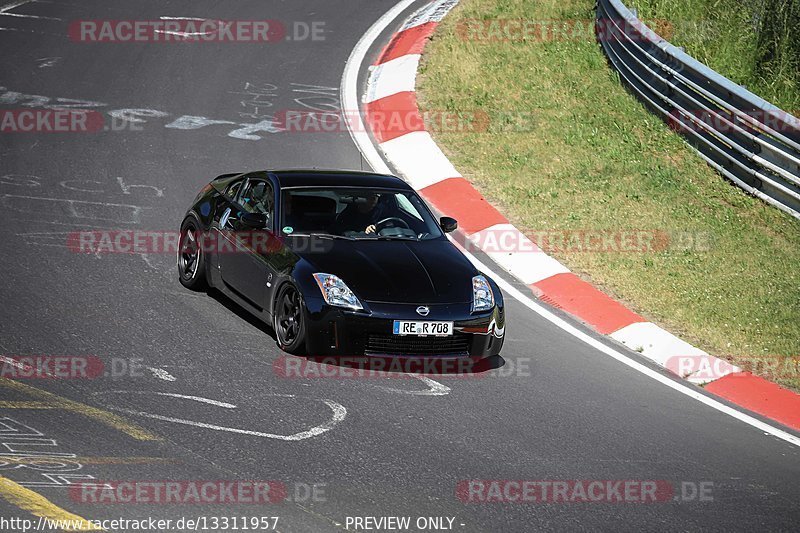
[178,217,207,291]
[274,284,307,355]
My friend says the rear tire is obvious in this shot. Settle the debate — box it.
[178,217,207,291]
[274,284,307,355]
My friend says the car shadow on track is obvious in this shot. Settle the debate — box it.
[206,287,278,339]
[298,354,507,376]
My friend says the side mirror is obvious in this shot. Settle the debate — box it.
[439,216,458,233]
[241,212,268,229]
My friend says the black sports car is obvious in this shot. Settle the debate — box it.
[178,170,505,360]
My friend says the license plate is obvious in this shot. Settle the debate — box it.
[392,320,453,336]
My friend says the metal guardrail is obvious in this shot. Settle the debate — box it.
[596,0,800,219]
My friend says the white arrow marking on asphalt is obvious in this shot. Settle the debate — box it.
[373,374,450,396]
[145,367,177,382]
[153,392,231,406]
[93,391,346,441]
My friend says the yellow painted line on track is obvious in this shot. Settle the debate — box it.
[0,475,102,531]
[0,378,160,441]
[0,401,58,408]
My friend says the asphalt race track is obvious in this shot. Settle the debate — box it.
[0,1,798,531]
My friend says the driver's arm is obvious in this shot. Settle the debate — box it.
[365,203,384,234]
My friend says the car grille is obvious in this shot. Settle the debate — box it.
[364,332,471,356]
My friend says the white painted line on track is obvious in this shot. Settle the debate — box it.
[115,390,235,408]
[159,17,209,21]
[457,241,800,447]
[153,392,232,407]
[0,0,60,19]
[35,57,59,69]
[341,0,418,175]
[156,16,217,37]
[342,0,800,448]
[0,355,29,372]
[0,26,60,35]
[374,374,451,396]
[94,391,346,441]
[0,12,59,19]
[145,367,178,381]
[0,0,33,13]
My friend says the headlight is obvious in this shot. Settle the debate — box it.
[313,273,363,310]
[472,275,494,312]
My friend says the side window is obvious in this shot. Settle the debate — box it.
[240,179,274,226]
[225,180,243,199]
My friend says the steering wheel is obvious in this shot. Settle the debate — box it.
[375,217,410,232]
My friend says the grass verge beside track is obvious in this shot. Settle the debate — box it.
[417,0,800,389]
[631,0,799,111]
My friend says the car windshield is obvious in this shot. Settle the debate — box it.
[280,187,444,241]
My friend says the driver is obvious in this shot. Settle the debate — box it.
[335,192,383,234]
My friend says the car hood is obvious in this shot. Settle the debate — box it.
[295,238,477,304]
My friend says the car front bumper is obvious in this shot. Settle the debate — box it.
[302,297,505,358]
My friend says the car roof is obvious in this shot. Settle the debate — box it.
[253,169,414,190]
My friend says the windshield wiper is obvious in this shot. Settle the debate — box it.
[292,233,355,240]
[373,235,418,241]
[290,232,415,241]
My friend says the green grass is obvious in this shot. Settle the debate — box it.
[417,0,800,389]
[630,0,800,111]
